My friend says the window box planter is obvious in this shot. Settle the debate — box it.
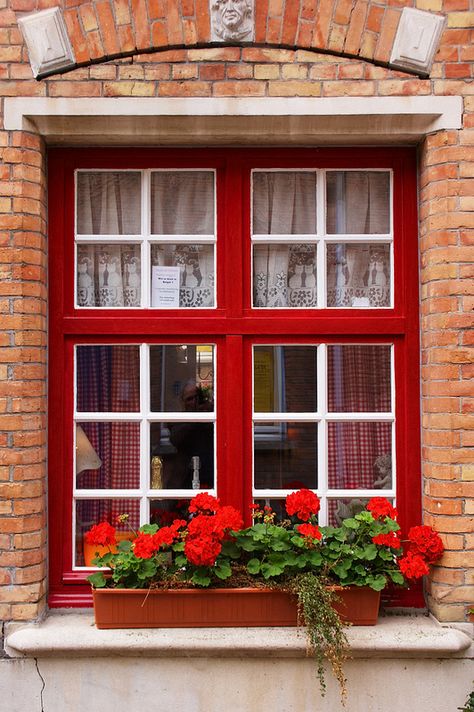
[92,585,381,629]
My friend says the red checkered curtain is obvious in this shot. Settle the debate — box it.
[76,345,140,526]
[327,345,392,489]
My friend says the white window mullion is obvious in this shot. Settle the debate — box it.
[140,343,149,525]
[317,343,328,523]
[316,170,325,309]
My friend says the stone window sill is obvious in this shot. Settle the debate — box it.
[5,612,473,660]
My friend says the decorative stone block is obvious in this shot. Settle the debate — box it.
[18,7,76,79]
[390,7,446,75]
[210,0,255,43]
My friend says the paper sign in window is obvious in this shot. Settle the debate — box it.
[152,266,181,308]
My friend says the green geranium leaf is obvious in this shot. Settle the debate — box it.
[87,572,107,588]
[363,544,378,560]
[261,562,284,579]
[140,524,158,534]
[221,541,240,559]
[389,570,405,585]
[366,574,387,591]
[117,539,132,552]
[247,558,261,574]
[191,568,211,587]
[214,560,232,580]
[342,518,360,529]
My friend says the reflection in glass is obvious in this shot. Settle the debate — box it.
[327,422,392,489]
[151,171,214,235]
[75,421,141,490]
[75,498,140,566]
[326,171,390,234]
[76,345,140,412]
[77,243,141,307]
[76,172,141,235]
[150,422,214,489]
[253,244,317,308]
[253,346,317,413]
[253,499,287,523]
[150,499,191,527]
[326,243,390,308]
[327,498,369,527]
[151,244,214,308]
[253,172,317,234]
[327,345,391,412]
[150,345,214,413]
[254,422,317,490]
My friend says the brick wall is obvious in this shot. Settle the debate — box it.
[0,0,473,622]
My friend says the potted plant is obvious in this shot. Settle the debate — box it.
[86,490,444,700]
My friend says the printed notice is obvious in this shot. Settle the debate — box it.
[152,266,181,308]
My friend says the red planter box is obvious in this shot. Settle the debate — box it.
[92,586,381,629]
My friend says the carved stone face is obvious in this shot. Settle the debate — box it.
[211,0,254,42]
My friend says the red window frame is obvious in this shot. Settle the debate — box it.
[48,147,422,607]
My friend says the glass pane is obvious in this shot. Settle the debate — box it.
[326,243,390,308]
[150,345,214,412]
[327,422,392,489]
[327,345,391,412]
[77,244,141,307]
[76,345,140,412]
[253,172,317,234]
[151,171,214,234]
[328,498,369,526]
[150,422,215,489]
[75,422,141,489]
[253,346,317,413]
[253,244,317,308]
[76,172,141,235]
[76,498,140,566]
[151,244,214,308]
[326,171,390,234]
[254,422,317,489]
[150,498,191,527]
[253,498,287,523]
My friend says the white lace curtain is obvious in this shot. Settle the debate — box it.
[76,171,215,308]
[253,172,317,308]
[253,171,390,308]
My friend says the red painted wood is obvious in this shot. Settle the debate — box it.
[48,147,421,606]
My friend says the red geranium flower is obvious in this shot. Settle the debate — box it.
[184,535,222,567]
[85,522,116,547]
[372,531,402,549]
[215,505,244,534]
[297,523,323,541]
[398,551,430,579]
[367,497,397,521]
[133,533,158,559]
[188,493,220,514]
[285,489,320,522]
[407,525,444,564]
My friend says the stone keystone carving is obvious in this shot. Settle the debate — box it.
[210,0,255,43]
[18,7,75,79]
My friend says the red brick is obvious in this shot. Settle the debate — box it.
[96,0,120,56]
[281,0,300,45]
[132,0,151,48]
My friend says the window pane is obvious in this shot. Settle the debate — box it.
[254,422,317,489]
[150,422,214,489]
[76,172,141,235]
[327,422,392,489]
[76,345,140,412]
[326,243,390,308]
[76,498,140,566]
[75,422,141,489]
[150,345,214,412]
[77,244,141,307]
[151,171,214,234]
[253,172,317,234]
[254,346,317,413]
[253,244,317,308]
[326,171,390,234]
[327,345,391,412]
[253,498,287,522]
[150,499,191,527]
[327,498,369,526]
[151,244,214,308]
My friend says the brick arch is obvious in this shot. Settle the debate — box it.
[59,0,405,74]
